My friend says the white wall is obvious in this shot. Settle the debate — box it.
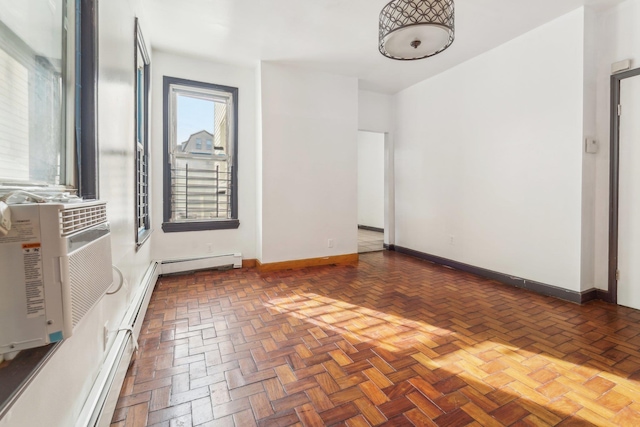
[593,0,640,290]
[150,51,257,261]
[255,63,263,261]
[0,1,153,425]
[358,131,385,229]
[358,90,392,133]
[394,9,585,291]
[259,62,358,263]
[580,7,598,293]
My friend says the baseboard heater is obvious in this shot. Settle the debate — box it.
[74,261,160,427]
[160,253,242,275]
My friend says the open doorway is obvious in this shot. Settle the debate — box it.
[357,131,385,253]
[609,67,640,307]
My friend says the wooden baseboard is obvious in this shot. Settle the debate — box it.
[256,254,358,273]
[358,225,384,233]
[596,289,613,303]
[580,288,599,304]
[394,245,598,305]
[242,259,257,268]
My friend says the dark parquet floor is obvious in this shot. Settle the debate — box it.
[111,251,640,426]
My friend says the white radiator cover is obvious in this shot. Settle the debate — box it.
[161,252,242,275]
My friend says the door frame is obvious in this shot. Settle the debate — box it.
[608,67,640,304]
[356,129,394,248]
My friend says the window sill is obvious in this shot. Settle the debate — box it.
[0,343,60,418]
[162,219,240,233]
[136,228,152,250]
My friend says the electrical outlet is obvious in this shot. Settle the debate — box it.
[585,138,598,154]
[328,239,334,248]
[449,235,455,245]
[207,243,213,253]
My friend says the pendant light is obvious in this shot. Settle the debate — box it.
[379,0,455,60]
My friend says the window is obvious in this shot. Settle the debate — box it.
[206,139,212,150]
[162,77,239,232]
[135,19,151,246]
[0,0,68,187]
[0,0,100,415]
[195,138,202,150]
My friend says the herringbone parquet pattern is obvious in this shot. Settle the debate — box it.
[111,251,640,426]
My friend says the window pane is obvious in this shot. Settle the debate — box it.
[176,95,214,147]
[0,0,65,185]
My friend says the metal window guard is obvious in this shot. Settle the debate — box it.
[170,163,233,221]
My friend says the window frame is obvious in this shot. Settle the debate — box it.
[76,0,99,198]
[0,0,98,197]
[134,18,151,247]
[162,76,239,232]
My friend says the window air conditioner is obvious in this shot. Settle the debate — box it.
[0,201,112,356]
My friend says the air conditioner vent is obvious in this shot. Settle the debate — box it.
[59,204,107,236]
[68,234,113,327]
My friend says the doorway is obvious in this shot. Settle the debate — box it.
[609,67,640,308]
[357,131,385,253]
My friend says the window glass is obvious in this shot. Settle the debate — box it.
[0,0,66,186]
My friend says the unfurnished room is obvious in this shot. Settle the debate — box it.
[2,0,640,426]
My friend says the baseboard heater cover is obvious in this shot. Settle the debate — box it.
[74,261,160,427]
[160,253,242,275]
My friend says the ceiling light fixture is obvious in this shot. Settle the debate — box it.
[379,0,455,60]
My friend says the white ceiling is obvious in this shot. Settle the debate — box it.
[143,0,622,94]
